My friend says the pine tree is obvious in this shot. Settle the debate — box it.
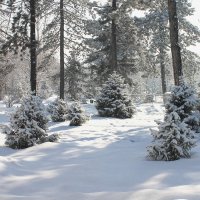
[47,98,68,122]
[41,0,88,99]
[68,102,89,126]
[84,1,142,86]
[59,0,65,99]
[148,112,195,161]
[167,81,200,133]
[147,82,198,161]
[135,1,169,94]
[96,72,135,118]
[5,95,50,149]
[168,0,183,85]
[64,52,85,100]
[165,81,198,121]
[136,0,200,90]
[111,0,117,70]
[0,55,15,100]
[1,0,41,95]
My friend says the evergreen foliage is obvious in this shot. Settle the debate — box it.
[185,111,200,134]
[144,94,154,103]
[41,0,87,67]
[136,0,200,87]
[96,72,135,118]
[148,112,195,161]
[64,52,85,100]
[147,82,197,161]
[4,95,50,149]
[84,2,140,86]
[165,81,199,121]
[68,102,89,126]
[47,98,68,122]
[3,95,16,108]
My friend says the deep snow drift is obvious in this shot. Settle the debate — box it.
[0,101,200,200]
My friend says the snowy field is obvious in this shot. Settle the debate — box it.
[0,101,200,200]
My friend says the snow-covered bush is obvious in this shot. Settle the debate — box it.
[39,133,60,143]
[147,81,197,161]
[3,95,16,108]
[144,94,154,103]
[4,95,54,149]
[47,98,68,122]
[96,72,135,118]
[147,112,195,161]
[166,81,199,133]
[68,102,89,126]
[187,100,200,134]
[184,111,200,134]
[165,81,198,121]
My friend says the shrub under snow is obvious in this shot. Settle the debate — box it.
[96,71,135,118]
[165,81,199,122]
[147,81,197,161]
[148,112,195,161]
[4,95,58,149]
[68,102,89,126]
[47,98,68,122]
[3,95,16,108]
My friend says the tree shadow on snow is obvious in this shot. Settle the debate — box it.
[0,125,200,200]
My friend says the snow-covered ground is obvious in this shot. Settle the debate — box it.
[0,101,200,200]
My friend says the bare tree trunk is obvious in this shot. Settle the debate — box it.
[110,0,117,71]
[168,0,183,86]
[0,85,3,100]
[30,0,37,95]
[158,19,167,94]
[60,0,65,99]
[159,47,167,94]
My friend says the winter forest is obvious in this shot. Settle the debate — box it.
[1,0,200,199]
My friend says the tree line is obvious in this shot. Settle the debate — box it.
[0,0,199,101]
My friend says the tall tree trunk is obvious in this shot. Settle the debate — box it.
[111,0,117,71]
[0,85,3,100]
[159,46,167,94]
[30,0,37,95]
[158,19,167,94]
[60,0,65,99]
[168,0,183,86]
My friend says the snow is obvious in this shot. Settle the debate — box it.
[0,101,200,200]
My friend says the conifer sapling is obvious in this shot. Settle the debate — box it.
[4,95,54,149]
[47,98,68,122]
[147,81,197,161]
[68,102,89,126]
[96,71,135,118]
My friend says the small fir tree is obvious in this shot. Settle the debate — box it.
[148,112,195,161]
[184,111,200,134]
[68,102,89,126]
[5,95,50,149]
[3,95,16,108]
[147,82,197,161]
[96,72,135,118]
[47,98,68,122]
[165,81,199,121]
[166,81,199,134]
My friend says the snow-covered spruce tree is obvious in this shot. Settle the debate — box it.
[4,95,53,149]
[64,51,86,100]
[96,72,135,118]
[148,112,195,161]
[47,98,68,122]
[165,81,199,127]
[185,110,200,134]
[147,81,197,161]
[67,102,89,126]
